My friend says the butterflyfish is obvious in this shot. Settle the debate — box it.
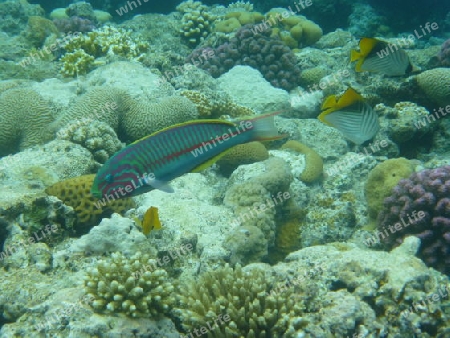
[350,37,414,76]
[91,112,284,199]
[318,87,380,144]
[134,206,162,235]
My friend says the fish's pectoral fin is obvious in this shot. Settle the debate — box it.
[143,177,174,193]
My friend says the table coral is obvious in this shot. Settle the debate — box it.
[186,24,301,90]
[377,165,450,274]
[174,264,305,337]
[0,88,54,156]
[84,251,174,317]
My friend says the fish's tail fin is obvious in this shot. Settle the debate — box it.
[247,111,287,141]
[350,49,361,62]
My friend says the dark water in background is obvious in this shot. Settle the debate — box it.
[24,0,450,34]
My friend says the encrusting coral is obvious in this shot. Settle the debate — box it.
[281,140,323,183]
[0,88,54,156]
[45,174,135,232]
[84,251,174,317]
[174,264,305,337]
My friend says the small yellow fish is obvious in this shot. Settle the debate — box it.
[134,206,162,235]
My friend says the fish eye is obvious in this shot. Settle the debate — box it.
[105,174,114,183]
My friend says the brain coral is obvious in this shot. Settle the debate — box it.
[217,141,269,176]
[416,68,450,106]
[365,158,415,220]
[377,165,450,274]
[84,251,174,317]
[175,264,305,337]
[45,174,135,233]
[186,24,301,90]
[121,95,198,141]
[0,88,54,156]
[53,87,198,143]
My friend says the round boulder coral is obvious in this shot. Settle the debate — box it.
[0,88,54,156]
[377,165,450,274]
[416,68,450,106]
[217,141,268,176]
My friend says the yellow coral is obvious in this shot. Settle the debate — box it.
[25,16,59,48]
[45,174,135,230]
[281,140,323,183]
[217,141,269,176]
[179,90,213,117]
[214,17,241,33]
[365,158,415,220]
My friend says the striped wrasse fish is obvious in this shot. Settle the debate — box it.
[91,112,284,200]
[350,37,416,76]
[318,87,379,145]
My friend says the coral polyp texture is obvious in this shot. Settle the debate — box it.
[174,264,305,337]
[176,0,216,46]
[84,251,174,317]
[377,165,450,274]
[0,88,53,156]
[186,24,301,90]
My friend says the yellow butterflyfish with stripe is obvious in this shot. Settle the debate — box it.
[350,37,415,76]
[134,206,162,235]
[318,87,379,144]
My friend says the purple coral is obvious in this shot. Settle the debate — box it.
[378,165,450,274]
[186,25,301,91]
[437,39,450,67]
[53,16,96,33]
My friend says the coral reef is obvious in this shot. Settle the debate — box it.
[179,89,255,118]
[215,10,264,33]
[52,86,198,143]
[265,8,323,48]
[84,251,174,317]
[281,140,323,183]
[0,88,54,156]
[217,141,268,176]
[416,68,450,106]
[437,39,450,67]
[365,158,415,220]
[122,95,198,141]
[23,16,59,48]
[53,16,96,33]
[56,119,123,164]
[60,25,149,77]
[224,157,293,249]
[45,174,135,232]
[175,264,305,337]
[59,49,96,76]
[187,25,301,90]
[378,165,450,274]
[65,1,97,22]
[176,0,216,46]
[224,225,267,265]
[381,102,433,144]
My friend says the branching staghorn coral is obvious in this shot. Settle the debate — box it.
[174,264,306,337]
